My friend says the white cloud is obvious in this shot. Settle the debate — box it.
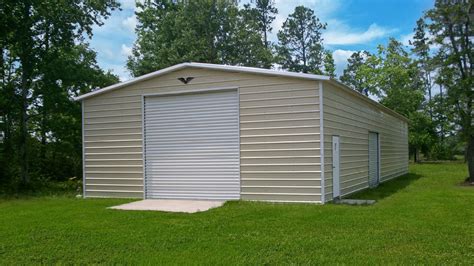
[121,44,133,57]
[122,14,137,32]
[324,23,396,45]
[332,49,355,76]
[265,1,396,48]
[89,6,137,82]
[400,33,413,46]
[119,0,136,10]
[120,0,145,13]
[104,64,131,81]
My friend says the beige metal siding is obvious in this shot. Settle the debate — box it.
[322,82,408,201]
[83,68,322,202]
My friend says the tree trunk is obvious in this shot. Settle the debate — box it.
[19,69,29,185]
[40,107,47,176]
[18,1,33,186]
[468,135,474,183]
[414,148,418,163]
[263,21,268,49]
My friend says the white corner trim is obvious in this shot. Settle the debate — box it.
[82,101,86,198]
[141,95,146,199]
[74,62,330,101]
[319,81,325,204]
[237,87,242,200]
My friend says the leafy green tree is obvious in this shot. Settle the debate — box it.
[126,1,179,76]
[31,45,118,180]
[426,0,473,180]
[340,51,376,95]
[0,0,119,186]
[323,50,335,78]
[128,0,246,76]
[374,39,445,162]
[372,39,425,117]
[249,0,277,49]
[409,112,436,162]
[428,93,458,159]
[411,18,435,119]
[276,6,326,73]
[226,1,274,68]
[348,39,426,160]
[128,0,276,75]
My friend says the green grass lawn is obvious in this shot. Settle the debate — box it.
[1,163,473,264]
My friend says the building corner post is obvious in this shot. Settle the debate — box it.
[81,100,86,199]
[319,81,325,204]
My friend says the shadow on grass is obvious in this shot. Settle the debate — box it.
[0,180,79,200]
[348,173,423,201]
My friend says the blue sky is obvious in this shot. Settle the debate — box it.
[89,0,434,80]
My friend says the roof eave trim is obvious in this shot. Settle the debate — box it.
[73,62,330,101]
[73,63,190,101]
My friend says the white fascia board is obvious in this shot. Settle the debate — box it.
[73,62,330,101]
[188,62,330,81]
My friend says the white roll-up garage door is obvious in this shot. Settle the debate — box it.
[368,132,379,188]
[144,90,240,200]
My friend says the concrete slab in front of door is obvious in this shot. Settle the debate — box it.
[109,199,226,213]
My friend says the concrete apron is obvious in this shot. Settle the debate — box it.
[109,199,226,213]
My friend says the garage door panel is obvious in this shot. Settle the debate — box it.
[144,90,240,200]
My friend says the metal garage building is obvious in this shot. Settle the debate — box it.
[76,62,409,203]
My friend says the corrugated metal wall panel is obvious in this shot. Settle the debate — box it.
[323,82,408,200]
[144,90,240,200]
[83,68,322,201]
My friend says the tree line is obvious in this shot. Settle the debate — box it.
[0,1,120,191]
[0,0,472,191]
[127,0,336,77]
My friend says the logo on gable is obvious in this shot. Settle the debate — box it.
[178,77,194,84]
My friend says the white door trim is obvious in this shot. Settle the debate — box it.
[142,88,240,200]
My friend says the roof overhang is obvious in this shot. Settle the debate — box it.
[74,62,329,101]
[74,62,409,123]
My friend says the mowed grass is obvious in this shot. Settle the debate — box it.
[0,163,473,264]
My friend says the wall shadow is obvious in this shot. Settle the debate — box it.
[348,173,423,201]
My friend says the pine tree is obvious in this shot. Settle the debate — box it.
[340,51,373,95]
[323,50,335,78]
[426,0,474,181]
[276,6,326,73]
[411,18,434,119]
